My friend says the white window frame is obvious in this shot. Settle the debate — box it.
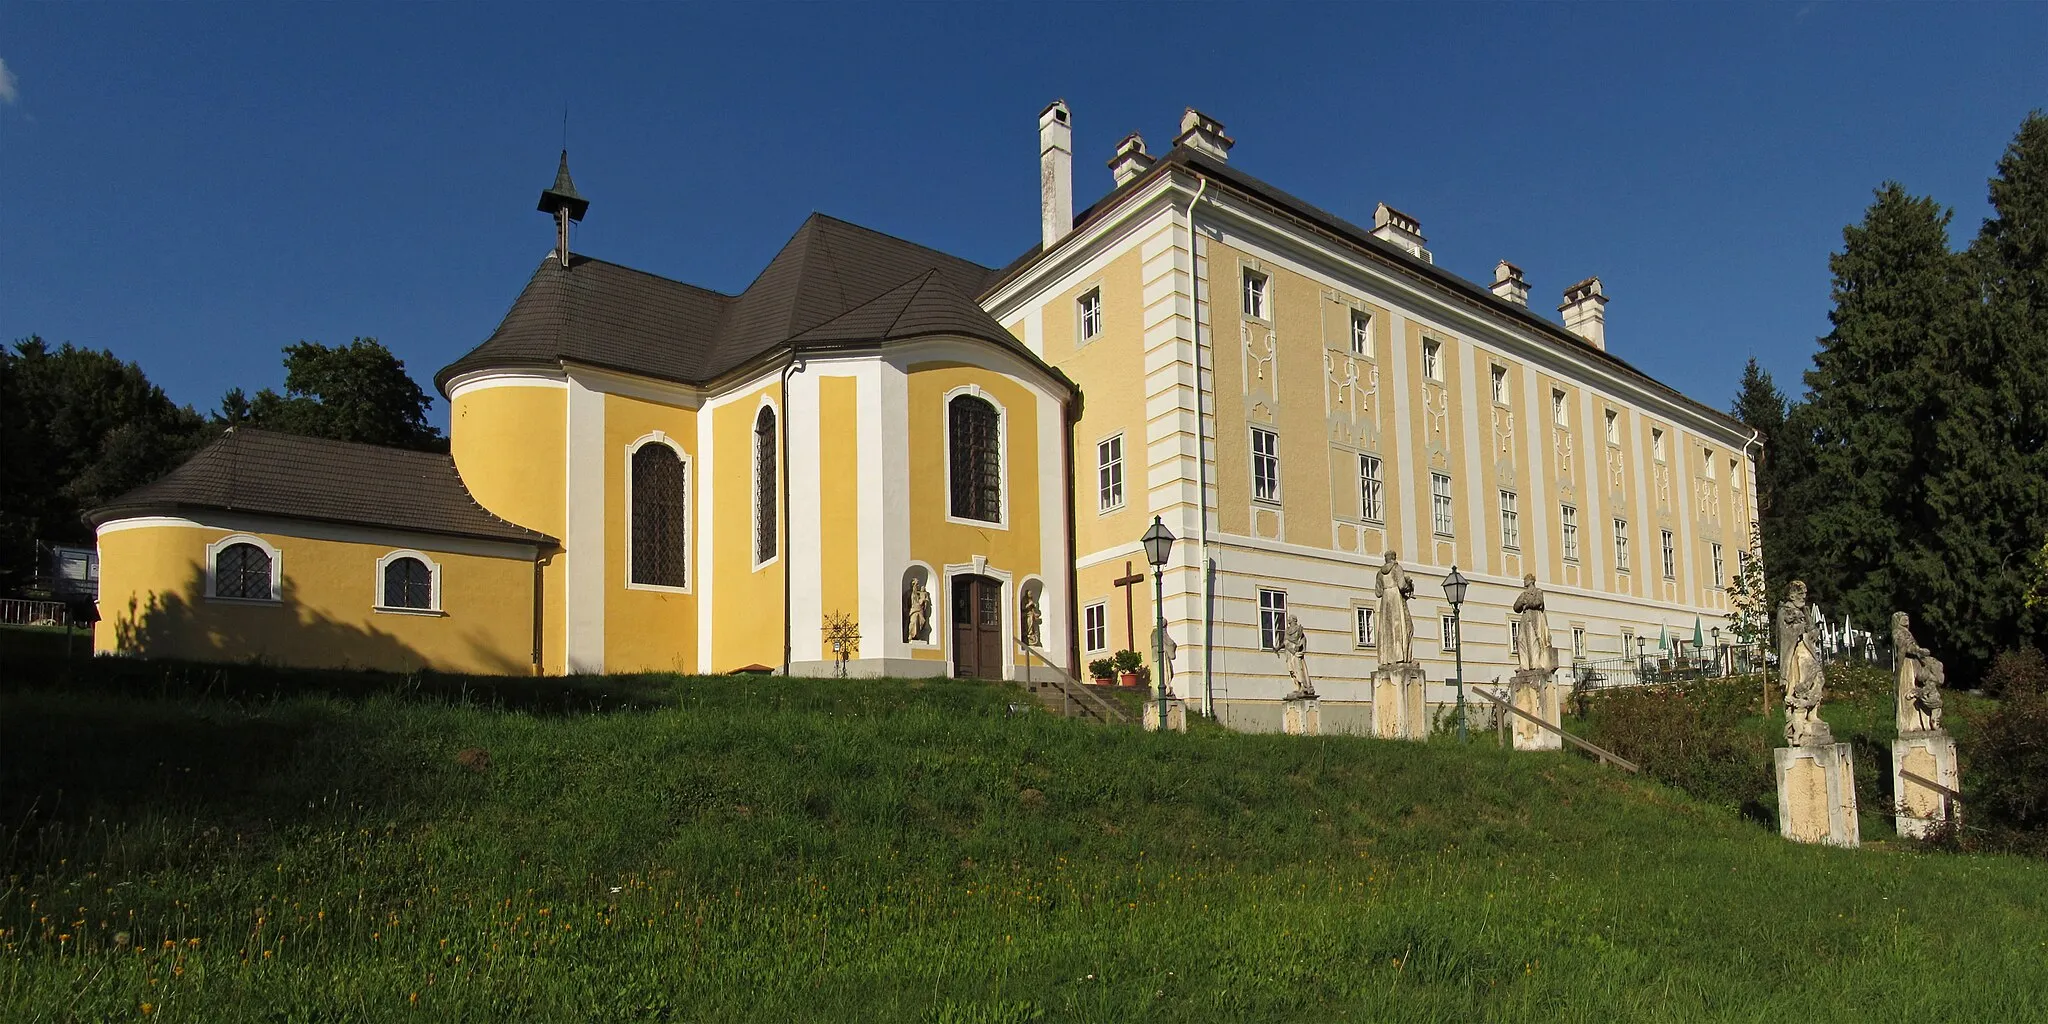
[1243,269,1270,320]
[1499,490,1520,550]
[1431,472,1455,537]
[1552,389,1569,428]
[373,549,444,615]
[1710,542,1726,589]
[1258,588,1288,650]
[1662,529,1677,581]
[1703,447,1717,480]
[1490,364,1508,405]
[1358,453,1384,523]
[1422,339,1443,382]
[1605,409,1619,446]
[1652,428,1667,463]
[1561,504,1580,562]
[1355,606,1376,648]
[204,533,282,603]
[1078,288,1103,342]
[625,432,693,594]
[1621,627,1637,657]
[1097,433,1125,514]
[1251,426,1281,504]
[941,385,1010,530]
[1083,601,1108,654]
[1441,613,1460,653]
[1614,518,1631,573]
[1349,309,1371,355]
[1572,626,1587,660]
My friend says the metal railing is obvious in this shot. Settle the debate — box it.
[0,598,75,628]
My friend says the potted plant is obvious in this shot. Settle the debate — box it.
[1087,657,1115,686]
[1113,649,1144,688]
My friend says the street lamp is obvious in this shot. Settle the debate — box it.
[1711,625,1723,676]
[1443,565,1469,743]
[1141,515,1176,726]
[1637,635,1648,676]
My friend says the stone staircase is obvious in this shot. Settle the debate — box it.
[1016,643,1132,725]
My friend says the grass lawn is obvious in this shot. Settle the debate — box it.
[3,654,2046,1022]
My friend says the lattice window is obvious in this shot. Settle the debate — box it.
[754,407,778,564]
[1098,434,1124,512]
[631,443,688,588]
[1251,427,1280,503]
[213,542,272,600]
[1359,454,1383,522]
[949,395,1002,523]
[382,556,433,610]
[1561,505,1580,561]
[1258,588,1287,650]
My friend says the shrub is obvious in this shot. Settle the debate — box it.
[1111,649,1143,674]
[1579,679,1774,815]
[1085,657,1114,681]
[1974,685,2048,842]
[1986,647,2048,699]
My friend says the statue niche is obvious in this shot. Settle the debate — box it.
[903,568,933,644]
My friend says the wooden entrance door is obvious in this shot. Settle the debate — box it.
[951,574,1003,679]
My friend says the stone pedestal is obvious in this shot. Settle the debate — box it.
[1372,663,1427,741]
[1891,731,1960,839]
[1510,668,1563,751]
[1143,696,1188,733]
[1775,743,1860,847]
[1281,696,1321,736]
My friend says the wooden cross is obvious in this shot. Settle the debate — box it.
[1112,559,1146,653]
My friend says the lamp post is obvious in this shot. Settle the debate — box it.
[1141,515,1176,727]
[1443,565,1469,743]
[1637,635,1647,678]
[1711,625,1722,676]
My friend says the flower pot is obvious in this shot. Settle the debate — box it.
[1119,671,1141,688]
[1090,675,1114,688]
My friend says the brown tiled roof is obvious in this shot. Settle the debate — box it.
[87,428,554,547]
[983,146,1746,435]
[436,213,1069,395]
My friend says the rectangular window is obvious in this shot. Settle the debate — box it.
[1441,613,1460,653]
[1097,434,1124,512]
[1561,504,1580,561]
[1084,602,1108,653]
[1350,310,1371,355]
[1358,453,1384,523]
[1552,389,1568,427]
[1661,529,1677,580]
[1422,339,1443,381]
[1652,428,1667,462]
[1621,627,1637,657]
[1605,409,1619,445]
[1490,364,1508,405]
[1431,473,1454,536]
[1730,457,1741,489]
[1711,542,1726,589]
[1258,588,1288,650]
[1243,270,1269,319]
[1251,427,1280,503]
[1572,627,1586,660]
[1355,606,1376,648]
[1614,518,1631,572]
[1078,288,1102,341]
[1499,490,1520,549]
[1703,447,1717,479]
[1510,618,1521,652]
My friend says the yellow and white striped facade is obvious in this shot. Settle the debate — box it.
[985,160,1758,729]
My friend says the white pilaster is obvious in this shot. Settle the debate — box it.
[564,373,606,674]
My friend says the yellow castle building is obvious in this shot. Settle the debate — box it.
[93,105,1757,728]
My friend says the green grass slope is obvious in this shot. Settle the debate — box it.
[3,665,2045,1022]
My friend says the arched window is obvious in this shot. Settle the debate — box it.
[754,405,778,565]
[631,442,689,588]
[213,541,274,600]
[948,394,1002,523]
[382,556,434,610]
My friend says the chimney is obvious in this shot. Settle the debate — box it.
[1371,203,1430,263]
[1108,133,1154,187]
[1039,100,1074,250]
[1559,277,1609,349]
[1173,108,1233,162]
[1491,260,1530,306]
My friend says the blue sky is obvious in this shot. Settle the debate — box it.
[2,4,2042,429]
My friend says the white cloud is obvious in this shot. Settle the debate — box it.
[0,58,17,104]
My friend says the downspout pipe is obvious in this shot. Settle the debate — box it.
[780,353,806,675]
[1185,174,1216,718]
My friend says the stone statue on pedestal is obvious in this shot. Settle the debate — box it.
[1020,591,1043,648]
[1892,611,1945,732]
[1779,580,1832,746]
[904,574,932,643]
[1512,574,1558,674]
[1279,612,1313,699]
[1375,551,1416,666]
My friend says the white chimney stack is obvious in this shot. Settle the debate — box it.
[1559,277,1609,349]
[1173,108,1233,162]
[1108,132,1154,187]
[1039,100,1074,250]
[1371,203,1431,263]
[1491,260,1530,307]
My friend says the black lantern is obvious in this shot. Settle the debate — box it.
[1443,565,1469,742]
[1442,565,1469,609]
[1142,516,1176,569]
[1140,516,1177,726]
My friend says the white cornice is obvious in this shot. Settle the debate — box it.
[94,513,545,560]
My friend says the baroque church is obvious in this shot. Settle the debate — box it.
[92,103,1758,730]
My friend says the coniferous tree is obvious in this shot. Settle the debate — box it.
[1799,184,1971,655]
[1729,358,1807,599]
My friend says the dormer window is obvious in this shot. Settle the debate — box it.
[1243,270,1269,320]
[1078,288,1102,341]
